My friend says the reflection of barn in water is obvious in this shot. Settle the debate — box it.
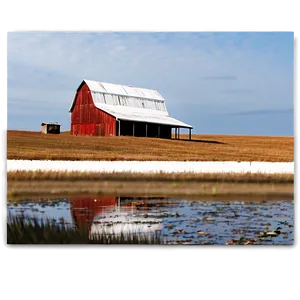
[70,196,169,235]
[70,196,116,230]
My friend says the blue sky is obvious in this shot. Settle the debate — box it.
[7,32,294,135]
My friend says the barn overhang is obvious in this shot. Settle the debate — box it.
[114,115,192,129]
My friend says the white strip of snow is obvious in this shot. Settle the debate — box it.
[6,160,294,174]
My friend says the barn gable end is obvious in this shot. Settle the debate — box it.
[70,82,116,136]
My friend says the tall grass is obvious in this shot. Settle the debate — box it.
[7,170,294,183]
[7,216,163,244]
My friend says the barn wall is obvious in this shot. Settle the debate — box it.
[71,83,116,136]
[41,125,47,134]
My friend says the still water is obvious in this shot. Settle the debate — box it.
[7,196,294,245]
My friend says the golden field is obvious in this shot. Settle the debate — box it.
[7,130,294,161]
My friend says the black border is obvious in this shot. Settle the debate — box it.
[0,25,300,256]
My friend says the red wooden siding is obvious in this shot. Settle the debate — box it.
[71,83,116,136]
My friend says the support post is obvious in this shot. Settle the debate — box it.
[146,123,148,137]
[189,128,191,140]
[178,128,180,140]
[133,122,135,136]
[158,125,160,138]
[118,120,121,136]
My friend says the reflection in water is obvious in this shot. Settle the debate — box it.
[71,196,116,230]
[7,196,294,245]
[70,196,165,236]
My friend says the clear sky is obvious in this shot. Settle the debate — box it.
[7,32,294,136]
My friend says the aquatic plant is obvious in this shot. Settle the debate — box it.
[7,216,164,245]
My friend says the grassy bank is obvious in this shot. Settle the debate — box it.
[8,170,294,183]
[7,130,294,162]
[7,171,294,199]
[7,216,163,244]
[7,180,294,199]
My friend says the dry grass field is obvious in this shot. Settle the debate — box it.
[8,170,294,183]
[7,180,293,199]
[7,130,294,161]
[7,171,294,198]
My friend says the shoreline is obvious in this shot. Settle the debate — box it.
[7,168,294,199]
[7,179,294,199]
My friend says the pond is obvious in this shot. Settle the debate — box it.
[7,196,294,245]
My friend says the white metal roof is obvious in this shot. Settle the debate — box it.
[85,79,165,101]
[70,80,192,128]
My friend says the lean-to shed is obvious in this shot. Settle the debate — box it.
[69,80,192,139]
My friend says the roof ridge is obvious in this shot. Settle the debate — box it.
[84,79,159,92]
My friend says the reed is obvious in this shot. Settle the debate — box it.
[7,170,294,183]
[7,216,163,244]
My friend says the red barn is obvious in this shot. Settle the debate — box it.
[69,80,192,139]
